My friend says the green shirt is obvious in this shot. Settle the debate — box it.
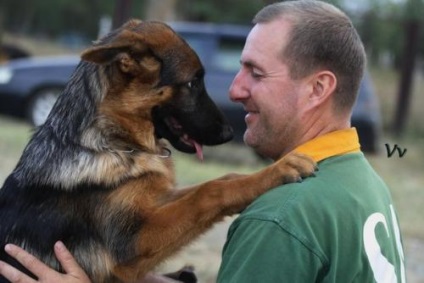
[217,129,405,283]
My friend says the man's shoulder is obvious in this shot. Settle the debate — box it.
[238,152,380,223]
[238,174,323,224]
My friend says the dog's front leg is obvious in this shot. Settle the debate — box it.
[113,152,316,282]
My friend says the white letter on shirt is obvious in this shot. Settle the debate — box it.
[363,212,397,283]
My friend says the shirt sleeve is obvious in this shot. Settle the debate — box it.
[217,218,326,283]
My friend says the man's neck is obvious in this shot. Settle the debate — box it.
[274,116,351,161]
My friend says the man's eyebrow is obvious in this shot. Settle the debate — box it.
[240,59,264,71]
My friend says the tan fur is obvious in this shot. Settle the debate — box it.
[103,152,315,282]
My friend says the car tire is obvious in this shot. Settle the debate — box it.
[26,87,61,126]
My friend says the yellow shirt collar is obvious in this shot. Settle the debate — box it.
[293,128,361,163]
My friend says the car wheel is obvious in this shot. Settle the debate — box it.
[27,87,61,126]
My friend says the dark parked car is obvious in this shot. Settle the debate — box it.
[0,22,380,152]
[0,56,77,127]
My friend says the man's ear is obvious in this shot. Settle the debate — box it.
[308,71,337,106]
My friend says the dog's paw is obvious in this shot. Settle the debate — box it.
[274,152,317,184]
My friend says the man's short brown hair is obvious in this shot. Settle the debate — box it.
[254,0,366,112]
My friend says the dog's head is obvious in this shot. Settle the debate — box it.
[81,20,233,159]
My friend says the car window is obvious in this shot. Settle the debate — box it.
[212,37,245,73]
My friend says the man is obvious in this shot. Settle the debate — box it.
[0,1,405,282]
[217,1,406,282]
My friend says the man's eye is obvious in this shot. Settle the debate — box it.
[251,70,263,79]
[248,66,264,79]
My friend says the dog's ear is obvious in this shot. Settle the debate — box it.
[81,30,160,77]
[81,30,145,64]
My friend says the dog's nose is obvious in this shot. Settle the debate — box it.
[221,124,234,142]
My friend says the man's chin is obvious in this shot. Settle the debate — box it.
[243,130,258,149]
[244,130,275,160]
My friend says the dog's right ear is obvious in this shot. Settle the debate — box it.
[81,30,148,64]
[81,30,160,78]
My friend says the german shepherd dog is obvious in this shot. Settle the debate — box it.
[0,20,316,283]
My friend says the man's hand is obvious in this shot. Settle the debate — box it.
[0,242,91,283]
[0,242,188,283]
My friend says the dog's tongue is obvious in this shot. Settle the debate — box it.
[187,138,203,161]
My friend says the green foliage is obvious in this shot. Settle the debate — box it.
[0,0,145,38]
[344,0,424,67]
[404,0,424,21]
[176,0,264,24]
[0,0,422,67]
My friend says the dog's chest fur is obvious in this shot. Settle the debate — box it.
[0,157,174,282]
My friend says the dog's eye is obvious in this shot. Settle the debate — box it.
[186,79,198,89]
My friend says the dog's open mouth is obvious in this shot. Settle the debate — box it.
[153,109,204,161]
[164,116,204,160]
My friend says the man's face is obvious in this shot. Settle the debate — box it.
[230,19,306,160]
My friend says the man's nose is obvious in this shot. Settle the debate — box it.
[229,70,248,102]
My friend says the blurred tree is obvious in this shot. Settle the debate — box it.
[0,0,422,73]
[393,0,423,136]
[112,0,132,28]
[0,9,4,61]
[0,0,145,39]
[175,0,347,24]
[176,0,264,24]
[352,0,404,67]
[145,0,177,21]
[0,0,99,37]
[0,9,3,45]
